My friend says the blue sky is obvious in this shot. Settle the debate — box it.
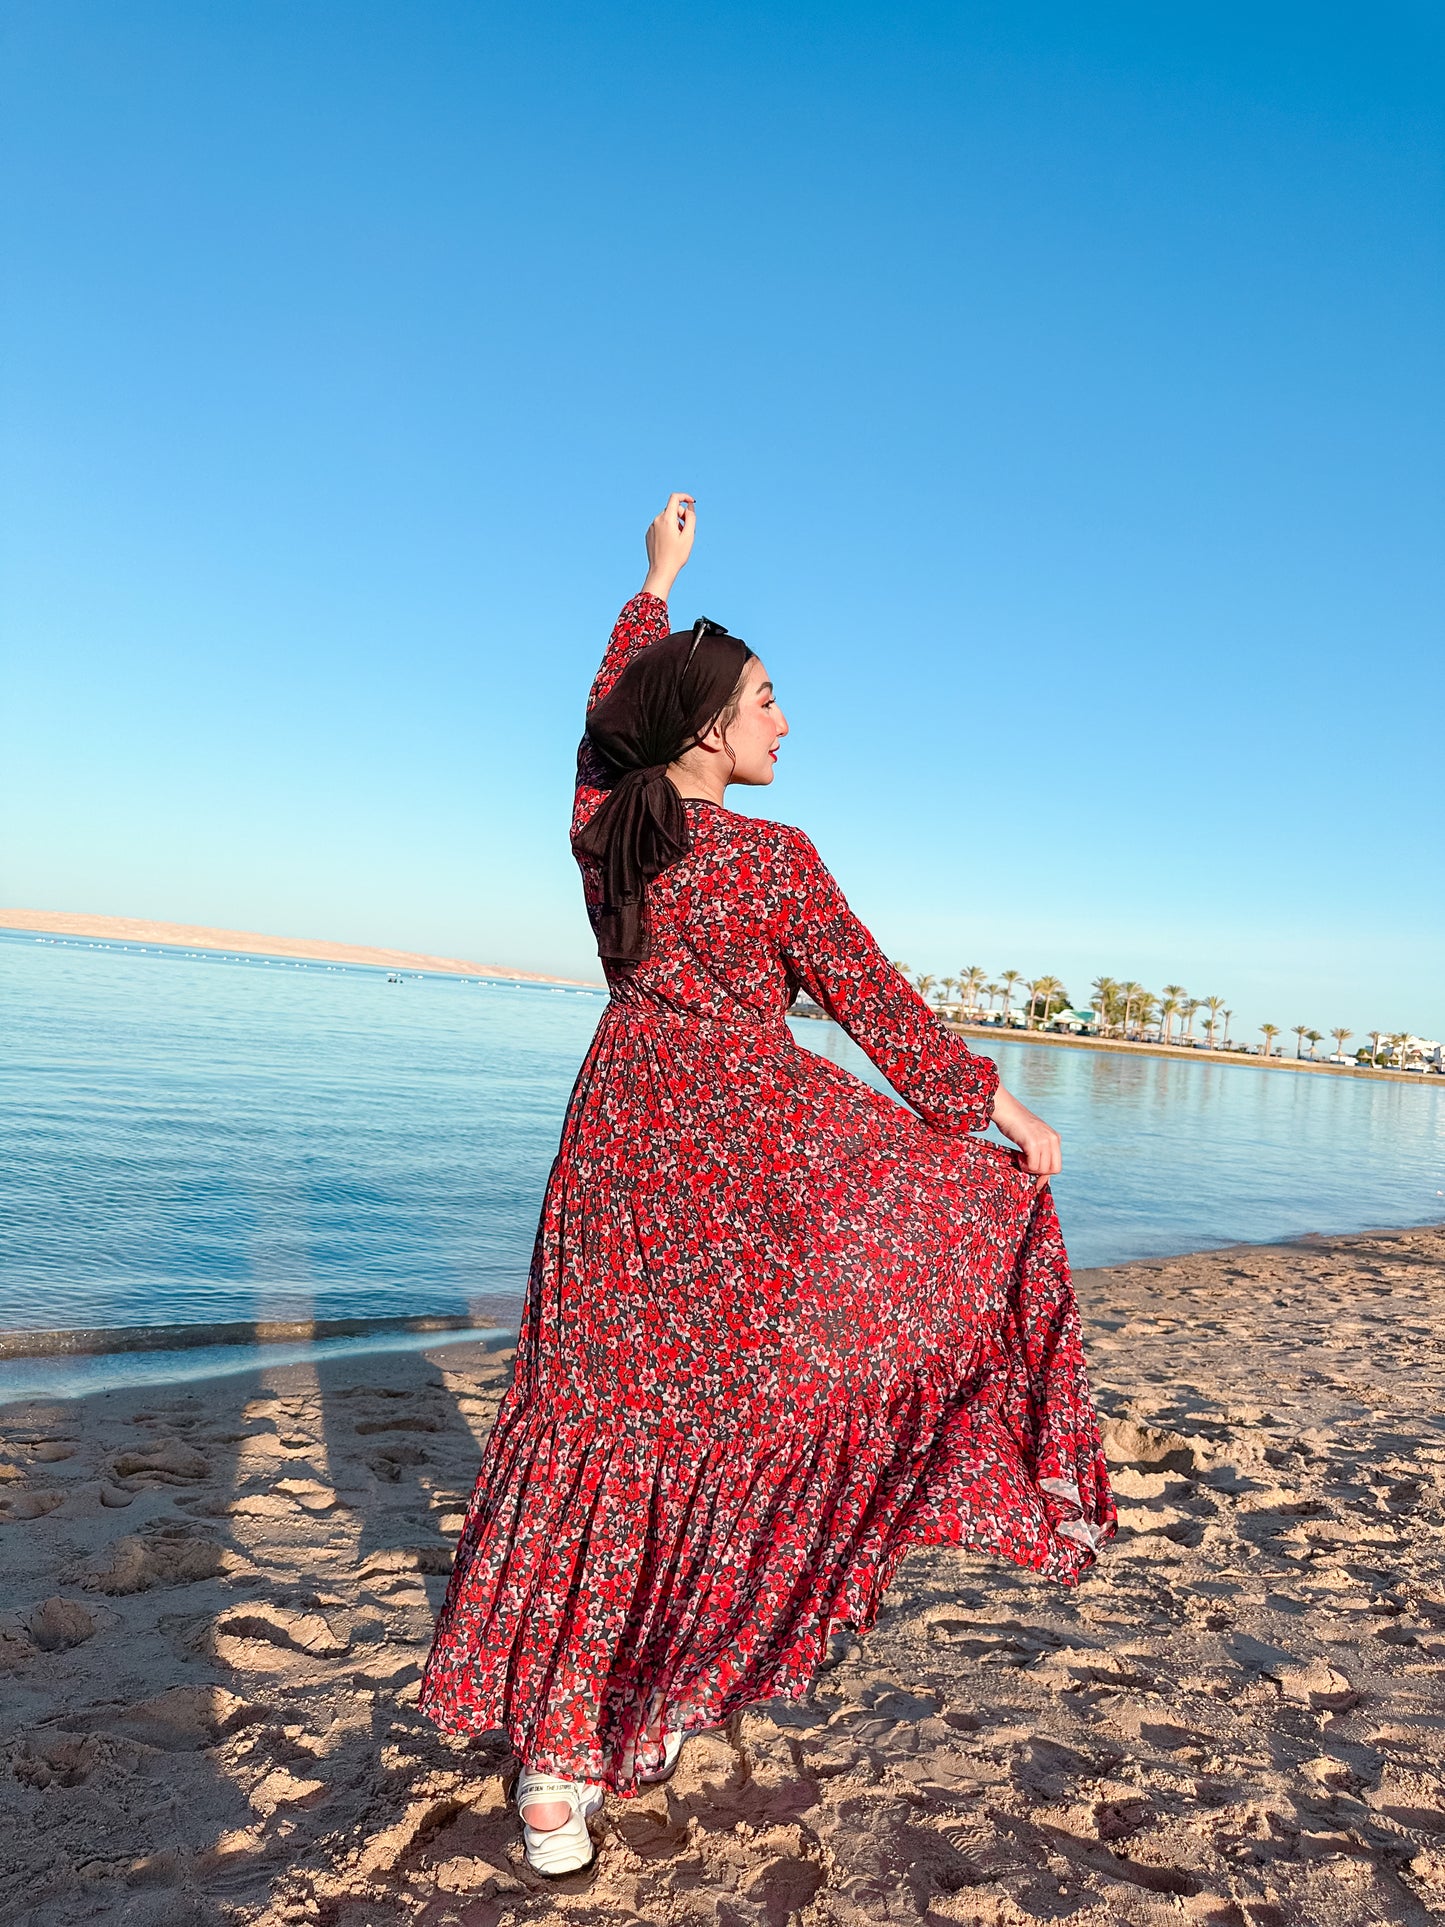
[3,1,1442,1044]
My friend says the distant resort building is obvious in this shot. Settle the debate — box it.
[1366,1034,1442,1071]
[943,1005,1097,1034]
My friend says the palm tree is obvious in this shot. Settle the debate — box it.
[998,969,1022,1024]
[891,961,911,979]
[1331,1026,1352,1061]
[1033,976,1067,1026]
[1161,985,1188,1046]
[1368,1030,1384,1066]
[1259,1022,1280,1059]
[1391,1032,1411,1069]
[1305,1030,1323,1059]
[1292,1024,1310,1059]
[1182,998,1202,1045]
[1222,1008,1233,1049]
[938,976,958,1014]
[957,966,986,1018]
[1023,978,1047,1028]
[915,974,936,1004]
[1091,975,1119,1036]
[1201,995,1226,1047]
[982,982,1001,1017]
[1119,981,1146,1039]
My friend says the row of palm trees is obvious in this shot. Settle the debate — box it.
[889,963,1421,1068]
[891,966,1075,1031]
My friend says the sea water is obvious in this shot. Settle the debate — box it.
[3,930,1442,1356]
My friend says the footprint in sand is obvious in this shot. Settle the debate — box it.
[0,1488,65,1522]
[1273,1657,1359,1711]
[204,1603,353,1672]
[26,1595,99,1651]
[922,1611,1056,1664]
[356,1545,454,1579]
[225,1478,351,1521]
[737,1830,826,1917]
[1101,1415,1201,1474]
[1010,1734,1116,1800]
[81,1523,231,1594]
[11,1730,150,1789]
[367,1441,431,1482]
[0,1623,36,1669]
[93,1685,266,1752]
[106,1439,213,1487]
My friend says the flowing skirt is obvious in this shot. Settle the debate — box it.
[419,1008,1115,1790]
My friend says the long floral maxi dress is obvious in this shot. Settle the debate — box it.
[419,592,1116,1790]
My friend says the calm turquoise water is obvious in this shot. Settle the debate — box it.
[3,931,1442,1344]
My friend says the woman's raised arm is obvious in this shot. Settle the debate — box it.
[584,495,696,714]
[575,495,697,839]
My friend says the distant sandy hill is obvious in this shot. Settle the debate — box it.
[0,909,599,988]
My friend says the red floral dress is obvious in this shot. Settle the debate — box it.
[419,593,1115,1791]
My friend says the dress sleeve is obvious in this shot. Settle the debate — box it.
[775,827,999,1134]
[572,592,672,842]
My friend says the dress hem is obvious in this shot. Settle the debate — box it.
[417,1364,1114,1794]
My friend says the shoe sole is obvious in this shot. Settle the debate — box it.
[529,1844,597,1879]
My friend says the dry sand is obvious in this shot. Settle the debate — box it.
[2,1223,1444,1927]
[0,911,596,987]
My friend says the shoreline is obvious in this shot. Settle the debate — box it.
[4,1219,1439,1379]
[0,908,603,988]
[942,1017,1440,1082]
[0,1311,511,1362]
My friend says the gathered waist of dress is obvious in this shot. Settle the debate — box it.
[600,999,795,1037]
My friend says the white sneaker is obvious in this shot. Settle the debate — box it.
[515,1767,605,1877]
[635,1722,684,1787]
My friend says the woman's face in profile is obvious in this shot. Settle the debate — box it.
[720,658,788,786]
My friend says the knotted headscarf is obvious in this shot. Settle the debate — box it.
[573,618,752,963]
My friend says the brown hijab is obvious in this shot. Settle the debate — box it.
[573,617,752,963]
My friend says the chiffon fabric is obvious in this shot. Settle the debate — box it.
[419,593,1115,1791]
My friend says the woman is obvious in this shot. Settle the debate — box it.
[420,495,1115,1876]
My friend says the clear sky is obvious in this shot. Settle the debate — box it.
[3,2,1441,1046]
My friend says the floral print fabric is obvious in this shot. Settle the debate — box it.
[419,593,1116,1790]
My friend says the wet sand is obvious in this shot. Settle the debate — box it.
[2,1223,1443,1926]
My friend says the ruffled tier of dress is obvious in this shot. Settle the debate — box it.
[418,1310,1114,1792]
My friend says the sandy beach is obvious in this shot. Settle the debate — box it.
[3,1223,1444,1926]
[0,911,598,989]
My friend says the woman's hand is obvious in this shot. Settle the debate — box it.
[990,1084,1062,1188]
[642,493,696,603]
